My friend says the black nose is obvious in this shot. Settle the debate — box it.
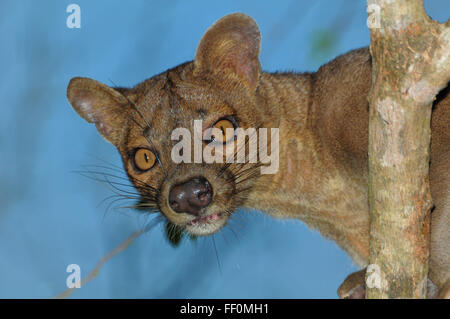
[169,177,213,215]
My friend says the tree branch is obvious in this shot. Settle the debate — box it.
[366,0,450,298]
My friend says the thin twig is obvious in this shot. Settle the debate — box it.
[54,218,160,299]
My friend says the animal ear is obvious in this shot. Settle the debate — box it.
[67,77,130,146]
[194,13,261,91]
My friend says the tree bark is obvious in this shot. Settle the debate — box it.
[366,0,450,298]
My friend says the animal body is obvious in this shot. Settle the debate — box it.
[67,13,449,298]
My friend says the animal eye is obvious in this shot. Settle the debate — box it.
[211,118,236,144]
[133,148,156,172]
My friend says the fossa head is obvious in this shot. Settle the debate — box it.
[67,13,272,237]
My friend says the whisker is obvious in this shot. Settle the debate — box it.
[104,197,137,215]
[80,164,127,175]
[80,169,158,191]
[226,224,240,243]
[211,235,222,275]
[74,170,159,198]
[84,154,125,171]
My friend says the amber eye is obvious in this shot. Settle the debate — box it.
[133,148,156,172]
[211,118,236,144]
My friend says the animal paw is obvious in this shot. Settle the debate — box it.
[338,269,366,299]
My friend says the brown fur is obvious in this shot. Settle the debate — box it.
[67,13,449,297]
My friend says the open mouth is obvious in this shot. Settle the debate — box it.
[188,212,223,226]
[185,211,230,236]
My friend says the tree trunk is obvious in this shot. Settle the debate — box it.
[366,0,450,298]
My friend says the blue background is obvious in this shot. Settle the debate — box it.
[0,0,448,298]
